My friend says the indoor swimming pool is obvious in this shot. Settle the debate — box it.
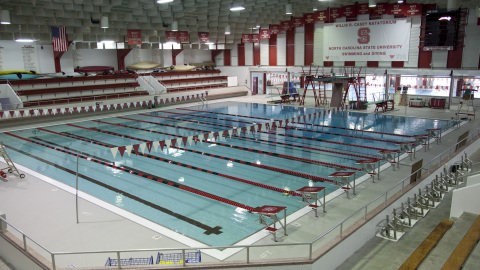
[0,101,458,246]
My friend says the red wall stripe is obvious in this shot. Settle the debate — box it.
[286,28,295,66]
[324,61,333,67]
[237,44,245,66]
[418,50,432,68]
[367,61,379,67]
[345,61,355,66]
[304,23,314,66]
[224,49,231,66]
[253,43,260,66]
[269,34,277,66]
[391,61,404,68]
[116,49,131,71]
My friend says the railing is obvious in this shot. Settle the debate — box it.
[0,126,478,269]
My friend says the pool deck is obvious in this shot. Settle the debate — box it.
[0,94,479,269]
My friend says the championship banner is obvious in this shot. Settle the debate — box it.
[127,29,142,45]
[405,4,422,16]
[315,10,328,22]
[251,34,260,43]
[269,24,280,35]
[344,5,357,21]
[304,13,315,24]
[177,31,190,43]
[357,3,369,15]
[328,7,344,21]
[259,29,270,39]
[165,31,177,42]
[242,34,251,43]
[323,19,411,61]
[292,17,304,27]
[198,32,209,43]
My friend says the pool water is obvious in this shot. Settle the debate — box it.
[0,102,457,246]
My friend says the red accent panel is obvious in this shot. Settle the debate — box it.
[211,49,223,63]
[418,50,432,68]
[447,49,463,69]
[323,61,333,67]
[224,49,231,66]
[286,28,295,66]
[304,23,314,65]
[238,44,245,66]
[345,61,355,67]
[172,49,183,65]
[116,49,131,71]
[391,61,404,68]
[253,43,260,66]
[269,34,277,66]
[367,61,379,67]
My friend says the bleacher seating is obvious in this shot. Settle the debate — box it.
[398,219,454,270]
[8,74,149,108]
[151,70,228,93]
[441,215,480,270]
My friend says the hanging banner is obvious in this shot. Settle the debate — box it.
[280,20,292,32]
[344,5,358,21]
[328,7,344,21]
[198,32,209,43]
[242,34,251,43]
[127,29,142,45]
[269,24,280,35]
[323,19,411,61]
[405,4,422,16]
[358,3,370,15]
[177,31,190,43]
[303,13,315,24]
[165,31,178,42]
[259,28,270,39]
[251,34,260,43]
[292,17,304,27]
[315,10,328,22]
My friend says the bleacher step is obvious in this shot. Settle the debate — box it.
[418,212,478,270]
[462,238,480,270]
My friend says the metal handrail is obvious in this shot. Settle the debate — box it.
[0,126,478,270]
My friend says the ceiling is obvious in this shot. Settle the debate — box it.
[0,0,469,47]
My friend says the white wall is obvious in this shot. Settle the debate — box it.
[260,39,269,66]
[0,41,52,73]
[231,45,238,66]
[467,173,480,186]
[405,16,421,68]
[294,27,305,66]
[218,66,250,90]
[277,34,286,66]
[313,23,324,65]
[462,8,480,69]
[245,43,253,66]
[450,183,480,218]
[69,48,118,70]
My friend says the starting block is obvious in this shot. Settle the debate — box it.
[329,171,356,198]
[356,158,381,182]
[296,186,326,217]
[379,149,400,169]
[253,205,287,242]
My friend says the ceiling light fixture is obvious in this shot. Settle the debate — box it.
[157,0,174,3]
[0,10,11,25]
[15,38,36,43]
[100,16,109,29]
[230,4,245,12]
[369,0,377,8]
[286,4,292,15]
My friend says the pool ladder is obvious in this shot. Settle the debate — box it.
[0,143,25,180]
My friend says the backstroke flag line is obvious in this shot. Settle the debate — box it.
[51,26,69,52]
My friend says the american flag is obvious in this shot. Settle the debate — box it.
[51,26,68,52]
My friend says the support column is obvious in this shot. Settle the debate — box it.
[116,49,131,71]
[253,43,260,66]
[286,28,295,66]
[269,34,277,66]
[224,49,231,66]
[53,52,64,73]
[304,22,314,66]
[238,44,245,66]
[172,49,183,65]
